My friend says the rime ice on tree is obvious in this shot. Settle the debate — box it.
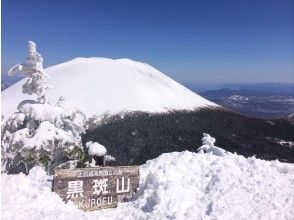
[1,41,86,174]
[8,41,49,103]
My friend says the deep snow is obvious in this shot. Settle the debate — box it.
[2,150,294,220]
[2,57,218,118]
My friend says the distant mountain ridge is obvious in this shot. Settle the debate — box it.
[189,82,294,94]
[200,88,294,119]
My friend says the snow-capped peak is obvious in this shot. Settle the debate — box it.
[2,57,218,118]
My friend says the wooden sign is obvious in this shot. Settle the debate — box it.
[53,166,139,211]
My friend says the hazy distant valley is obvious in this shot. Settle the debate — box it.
[190,83,294,119]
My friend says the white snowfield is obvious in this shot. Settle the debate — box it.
[2,150,294,220]
[2,57,218,118]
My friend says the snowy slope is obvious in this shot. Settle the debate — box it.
[1,58,218,118]
[2,151,294,220]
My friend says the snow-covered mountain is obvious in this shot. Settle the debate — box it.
[1,57,218,118]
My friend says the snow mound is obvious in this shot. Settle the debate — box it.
[2,57,218,118]
[86,141,107,156]
[2,151,294,220]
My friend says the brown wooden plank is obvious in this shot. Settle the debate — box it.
[53,166,140,211]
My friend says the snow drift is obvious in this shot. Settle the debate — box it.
[2,57,218,118]
[2,150,294,220]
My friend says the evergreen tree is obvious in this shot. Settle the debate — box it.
[2,41,86,174]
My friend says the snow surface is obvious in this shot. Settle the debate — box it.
[20,121,78,152]
[2,58,218,118]
[2,150,294,220]
[20,102,63,124]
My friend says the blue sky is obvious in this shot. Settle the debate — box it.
[2,0,293,84]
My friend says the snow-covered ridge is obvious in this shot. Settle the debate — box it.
[2,57,218,118]
[2,150,294,220]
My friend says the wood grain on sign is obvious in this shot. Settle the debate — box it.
[53,166,140,211]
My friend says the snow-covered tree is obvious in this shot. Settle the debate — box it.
[85,141,115,167]
[198,133,227,156]
[8,41,48,103]
[1,100,87,174]
[1,41,87,174]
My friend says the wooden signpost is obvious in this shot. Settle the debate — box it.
[53,166,139,211]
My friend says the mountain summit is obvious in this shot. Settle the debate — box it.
[2,57,218,117]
